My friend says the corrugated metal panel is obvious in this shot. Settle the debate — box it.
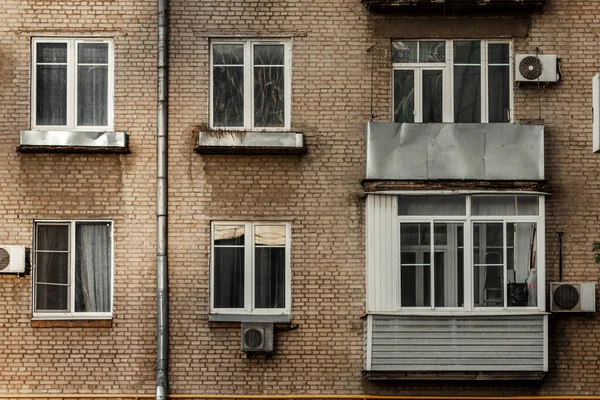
[365,122,544,181]
[366,195,398,313]
[367,315,547,372]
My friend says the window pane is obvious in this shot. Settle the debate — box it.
[37,42,67,63]
[254,66,285,127]
[78,64,108,126]
[36,225,69,251]
[401,223,430,307]
[254,44,284,65]
[255,247,285,308]
[434,223,464,308]
[472,196,539,216]
[213,44,244,65]
[255,225,285,246]
[393,70,414,123]
[401,265,430,307]
[35,284,68,311]
[454,65,481,123]
[398,195,466,216]
[36,65,67,125]
[213,66,244,127]
[391,41,417,63]
[419,41,445,63]
[422,70,443,123]
[75,222,111,313]
[507,222,537,307]
[488,65,510,123]
[78,43,109,64]
[214,247,244,308]
[214,225,245,246]
[473,222,504,308]
[454,41,480,64]
[489,43,509,64]
[401,223,430,247]
[36,253,68,284]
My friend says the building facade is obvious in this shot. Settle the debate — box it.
[1,0,600,397]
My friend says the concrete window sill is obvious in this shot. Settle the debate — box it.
[18,130,130,154]
[195,131,306,155]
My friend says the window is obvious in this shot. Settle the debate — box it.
[392,40,512,123]
[211,40,291,130]
[394,195,543,311]
[32,38,114,131]
[210,222,291,315]
[33,221,113,318]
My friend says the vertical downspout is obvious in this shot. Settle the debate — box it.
[156,0,169,398]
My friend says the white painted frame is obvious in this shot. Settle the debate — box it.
[210,221,292,316]
[32,220,114,320]
[209,40,292,131]
[389,194,545,315]
[391,40,513,123]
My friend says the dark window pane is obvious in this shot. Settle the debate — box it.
[75,222,111,313]
[36,284,68,311]
[214,225,245,246]
[254,66,284,127]
[36,225,69,251]
[434,223,464,308]
[214,247,244,308]
[255,247,285,308]
[454,41,480,64]
[391,41,417,63]
[488,65,510,123]
[78,43,108,64]
[37,43,67,63]
[36,253,68,284]
[398,195,466,216]
[213,44,244,65]
[401,266,430,307]
[454,65,481,123]
[213,66,244,127]
[77,65,108,126]
[36,65,67,125]
[393,70,414,123]
[254,44,284,65]
[419,41,445,63]
[474,265,504,307]
[401,223,430,247]
[422,70,443,123]
[489,43,509,64]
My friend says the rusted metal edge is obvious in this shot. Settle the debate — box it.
[195,146,307,155]
[17,145,131,154]
[362,180,548,192]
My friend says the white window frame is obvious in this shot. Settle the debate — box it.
[210,221,292,316]
[394,194,545,315]
[391,39,513,123]
[32,220,114,320]
[31,38,115,131]
[209,40,292,131]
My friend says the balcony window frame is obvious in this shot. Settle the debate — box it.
[209,39,292,131]
[32,220,114,320]
[209,221,292,316]
[391,39,513,124]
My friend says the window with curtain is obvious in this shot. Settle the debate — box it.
[211,222,290,315]
[211,40,291,130]
[32,38,113,130]
[33,221,112,318]
[392,40,511,123]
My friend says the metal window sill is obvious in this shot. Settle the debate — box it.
[195,131,306,155]
[18,130,130,154]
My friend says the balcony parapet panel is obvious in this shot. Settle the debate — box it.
[362,0,545,13]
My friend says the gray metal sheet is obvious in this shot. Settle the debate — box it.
[198,131,304,148]
[20,130,128,148]
[365,122,544,180]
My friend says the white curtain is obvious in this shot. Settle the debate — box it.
[75,223,111,312]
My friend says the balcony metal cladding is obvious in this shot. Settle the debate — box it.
[365,122,544,180]
[20,130,129,148]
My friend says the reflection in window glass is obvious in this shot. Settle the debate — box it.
[422,70,443,123]
[392,41,418,63]
[213,44,245,127]
[434,223,464,307]
[401,223,430,307]
[473,223,504,307]
[393,70,415,123]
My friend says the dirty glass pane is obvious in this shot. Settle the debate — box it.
[454,65,481,123]
[254,44,284,65]
[454,41,480,64]
[213,66,244,127]
[419,41,445,63]
[488,43,509,64]
[35,284,68,311]
[392,41,417,63]
[393,70,414,123]
[78,64,108,126]
[472,196,539,216]
[36,65,67,125]
[78,43,109,64]
[37,42,67,63]
[422,70,443,123]
[36,224,69,251]
[398,195,466,216]
[254,66,285,127]
[488,65,510,123]
[36,253,69,284]
[213,44,244,65]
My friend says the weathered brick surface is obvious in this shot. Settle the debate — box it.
[2,0,600,397]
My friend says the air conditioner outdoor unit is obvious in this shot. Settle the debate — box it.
[515,54,559,83]
[241,322,274,353]
[551,282,596,312]
[0,245,26,274]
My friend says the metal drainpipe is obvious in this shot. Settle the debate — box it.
[156,0,169,398]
